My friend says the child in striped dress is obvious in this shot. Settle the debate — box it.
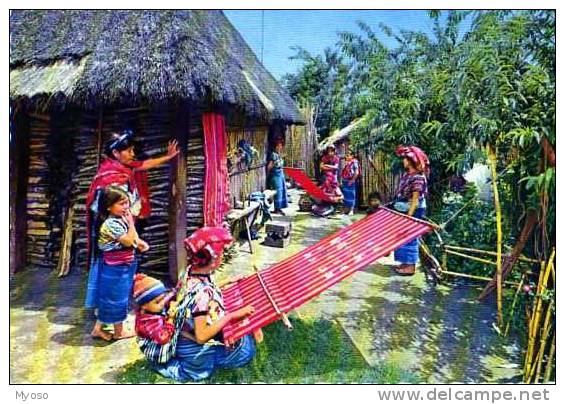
[90,185,150,341]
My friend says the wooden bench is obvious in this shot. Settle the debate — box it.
[226,190,276,254]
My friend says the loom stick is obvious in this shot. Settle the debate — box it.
[254,266,292,330]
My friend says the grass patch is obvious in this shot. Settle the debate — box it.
[117,316,417,384]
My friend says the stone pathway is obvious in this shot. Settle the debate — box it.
[10,189,523,383]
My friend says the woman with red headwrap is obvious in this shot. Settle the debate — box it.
[392,145,430,276]
[149,227,257,381]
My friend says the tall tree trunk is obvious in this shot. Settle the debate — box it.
[478,210,537,301]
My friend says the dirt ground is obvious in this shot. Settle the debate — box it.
[10,189,523,383]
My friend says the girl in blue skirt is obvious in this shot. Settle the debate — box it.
[341,150,360,215]
[90,186,149,340]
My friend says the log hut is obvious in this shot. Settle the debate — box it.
[9,10,304,281]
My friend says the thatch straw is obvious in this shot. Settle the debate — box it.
[10,10,303,124]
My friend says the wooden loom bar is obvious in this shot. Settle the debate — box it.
[440,270,520,286]
[254,266,292,329]
[444,249,497,266]
[443,245,540,264]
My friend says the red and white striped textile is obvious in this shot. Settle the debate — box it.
[284,167,335,203]
[202,113,231,227]
[222,207,435,344]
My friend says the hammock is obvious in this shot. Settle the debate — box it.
[222,207,436,344]
[284,167,335,203]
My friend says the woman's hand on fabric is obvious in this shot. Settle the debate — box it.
[227,274,246,285]
[166,140,180,159]
[232,305,254,321]
[137,239,150,252]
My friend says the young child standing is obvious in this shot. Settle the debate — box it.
[90,185,150,341]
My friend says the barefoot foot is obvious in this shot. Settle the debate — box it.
[91,329,113,341]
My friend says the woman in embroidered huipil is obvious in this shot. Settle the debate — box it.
[393,145,430,276]
[152,227,257,382]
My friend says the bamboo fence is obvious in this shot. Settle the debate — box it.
[227,126,269,203]
[284,107,317,178]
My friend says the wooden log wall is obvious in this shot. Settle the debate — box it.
[357,149,399,206]
[227,126,269,203]
[25,113,57,269]
[68,111,99,273]
[185,118,205,236]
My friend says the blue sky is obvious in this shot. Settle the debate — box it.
[224,10,471,80]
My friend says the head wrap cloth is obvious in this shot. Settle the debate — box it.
[396,145,430,177]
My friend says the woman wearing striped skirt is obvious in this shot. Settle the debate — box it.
[341,150,360,215]
[392,145,430,276]
[267,138,288,215]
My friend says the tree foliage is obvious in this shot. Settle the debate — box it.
[283,10,555,259]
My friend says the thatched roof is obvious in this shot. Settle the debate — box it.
[10,10,303,124]
[317,118,365,152]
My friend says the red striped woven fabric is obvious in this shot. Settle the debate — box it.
[222,207,435,344]
[284,167,335,203]
[203,113,231,227]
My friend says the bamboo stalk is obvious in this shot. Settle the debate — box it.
[444,249,497,266]
[524,249,555,381]
[524,259,545,382]
[504,273,526,336]
[532,300,554,383]
[440,270,520,286]
[443,245,540,264]
[543,334,555,383]
[487,143,504,326]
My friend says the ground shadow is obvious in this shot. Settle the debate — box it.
[113,316,417,384]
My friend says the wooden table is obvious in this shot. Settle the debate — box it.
[226,190,276,254]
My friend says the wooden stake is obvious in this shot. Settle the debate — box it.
[56,204,74,277]
[487,143,503,326]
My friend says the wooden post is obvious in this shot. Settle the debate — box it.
[96,109,103,168]
[168,105,189,283]
[9,105,30,275]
